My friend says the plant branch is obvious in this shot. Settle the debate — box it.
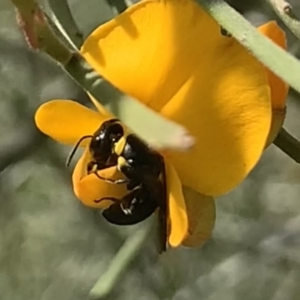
[196,0,300,95]
[273,128,300,163]
[46,0,84,48]
[105,0,128,15]
[89,221,152,300]
[266,0,300,40]
[11,0,72,63]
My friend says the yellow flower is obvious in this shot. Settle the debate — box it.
[35,99,190,247]
[80,0,288,196]
[34,0,288,248]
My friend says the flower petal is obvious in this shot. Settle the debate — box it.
[181,187,215,247]
[35,100,109,145]
[258,21,289,110]
[81,0,271,196]
[161,61,270,197]
[72,147,128,208]
[165,160,188,247]
[82,0,240,111]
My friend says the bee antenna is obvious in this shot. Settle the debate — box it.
[66,135,93,167]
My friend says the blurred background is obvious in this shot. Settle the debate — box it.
[1,0,300,299]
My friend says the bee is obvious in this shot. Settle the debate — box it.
[67,119,122,173]
[67,119,167,252]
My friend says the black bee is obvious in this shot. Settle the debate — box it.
[67,119,167,251]
[67,119,121,173]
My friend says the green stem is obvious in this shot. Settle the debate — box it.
[89,222,152,300]
[46,0,84,48]
[197,0,300,94]
[266,0,300,40]
[106,0,128,15]
[11,0,72,63]
[273,128,300,163]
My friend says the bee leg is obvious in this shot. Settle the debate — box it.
[102,188,158,225]
[94,196,119,203]
[93,172,130,184]
[126,179,141,191]
[95,194,136,215]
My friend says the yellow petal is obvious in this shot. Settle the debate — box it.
[81,0,224,111]
[181,187,215,247]
[72,147,127,208]
[161,60,270,197]
[258,21,289,110]
[265,108,286,147]
[165,160,188,247]
[81,0,271,196]
[35,100,109,145]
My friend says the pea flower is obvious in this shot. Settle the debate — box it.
[35,0,288,248]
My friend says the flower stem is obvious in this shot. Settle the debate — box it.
[196,0,300,95]
[105,0,128,15]
[266,0,300,40]
[89,222,152,300]
[273,128,300,164]
[11,0,72,63]
[46,0,84,48]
